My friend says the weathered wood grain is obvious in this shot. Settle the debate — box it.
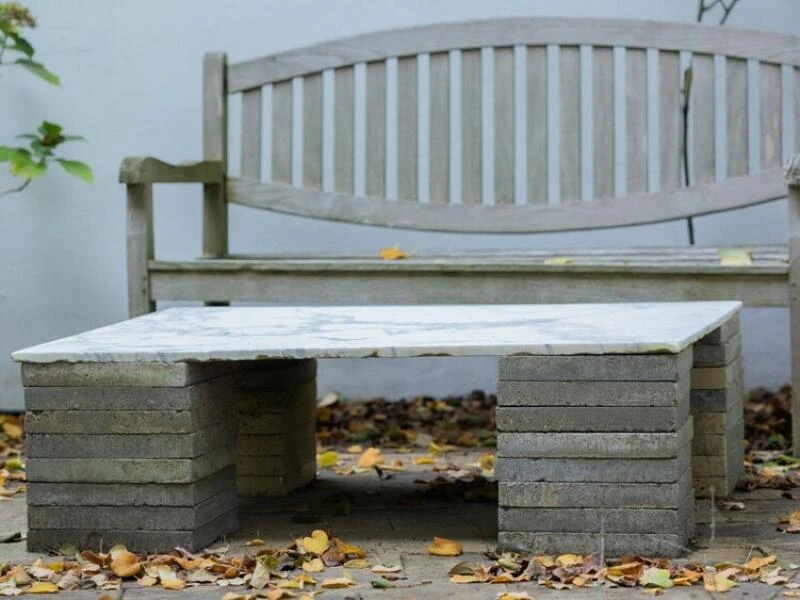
[303,74,323,189]
[527,46,547,204]
[397,56,418,202]
[692,54,715,185]
[626,48,648,195]
[760,62,782,169]
[593,47,614,199]
[726,58,748,177]
[560,47,581,204]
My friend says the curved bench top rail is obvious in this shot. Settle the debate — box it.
[228,17,800,91]
[228,168,784,233]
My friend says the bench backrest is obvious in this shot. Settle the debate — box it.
[207,18,800,233]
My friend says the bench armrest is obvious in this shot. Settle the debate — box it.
[119,156,223,184]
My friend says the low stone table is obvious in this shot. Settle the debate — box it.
[12,302,744,556]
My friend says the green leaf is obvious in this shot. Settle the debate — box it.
[640,567,674,589]
[0,146,20,162]
[56,159,93,183]
[39,121,63,139]
[10,154,46,179]
[370,577,395,589]
[10,34,34,58]
[14,58,59,84]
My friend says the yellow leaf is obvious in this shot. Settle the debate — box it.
[334,538,367,559]
[556,554,584,567]
[745,555,777,572]
[320,573,355,589]
[704,571,738,593]
[302,530,330,555]
[371,565,401,574]
[543,256,575,265]
[2,422,22,440]
[245,538,266,547]
[449,574,482,584]
[497,593,534,600]
[265,589,296,600]
[161,578,186,590]
[342,559,370,569]
[294,573,316,585]
[27,583,59,594]
[302,558,324,573]
[317,451,338,468]
[783,591,800,597]
[4,458,23,471]
[414,455,437,465]
[535,555,556,568]
[277,579,302,589]
[427,536,463,557]
[137,576,158,587]
[478,453,496,471]
[379,245,408,260]
[346,445,362,454]
[357,447,382,468]
[110,550,141,578]
[719,248,752,266]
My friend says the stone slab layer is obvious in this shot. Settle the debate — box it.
[499,469,692,508]
[696,313,740,345]
[495,450,691,484]
[694,475,740,498]
[693,408,744,436]
[237,360,316,396]
[238,421,316,457]
[28,487,237,530]
[497,379,689,407]
[497,419,692,459]
[26,446,235,484]
[27,466,236,506]
[238,382,316,417]
[691,357,742,390]
[692,333,741,367]
[238,461,317,497]
[690,376,744,413]
[499,350,693,382]
[25,422,238,459]
[27,510,239,553]
[21,361,239,388]
[497,531,688,558]
[498,497,693,534]
[12,303,741,363]
[237,433,316,476]
[496,404,689,433]
[692,418,744,456]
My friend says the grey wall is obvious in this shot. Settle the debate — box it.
[0,0,796,409]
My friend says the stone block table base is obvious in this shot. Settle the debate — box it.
[13,302,743,555]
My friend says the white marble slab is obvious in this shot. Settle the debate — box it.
[12,302,740,363]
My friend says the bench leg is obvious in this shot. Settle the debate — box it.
[22,361,240,553]
[495,350,694,558]
[690,314,745,497]
[235,359,317,497]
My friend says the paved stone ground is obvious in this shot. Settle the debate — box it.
[1,450,799,599]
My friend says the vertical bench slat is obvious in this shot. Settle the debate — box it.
[366,62,387,197]
[429,52,450,204]
[397,57,418,202]
[726,58,748,177]
[560,46,581,203]
[334,67,355,194]
[203,53,228,260]
[527,47,548,204]
[626,48,648,195]
[796,68,800,153]
[495,47,515,205]
[692,54,715,184]
[462,49,482,204]
[241,89,262,179]
[760,62,783,169]
[303,74,323,189]
[660,51,681,190]
[593,47,614,199]
[271,81,293,184]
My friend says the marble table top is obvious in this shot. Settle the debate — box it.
[12,302,740,363]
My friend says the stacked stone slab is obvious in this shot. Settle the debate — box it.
[22,361,242,553]
[496,350,695,558]
[690,314,745,497]
[236,359,317,497]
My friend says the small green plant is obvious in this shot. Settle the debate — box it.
[0,2,92,198]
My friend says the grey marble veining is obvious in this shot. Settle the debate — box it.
[12,302,741,363]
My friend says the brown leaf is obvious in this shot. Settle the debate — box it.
[556,554,584,567]
[137,576,158,587]
[110,550,141,578]
[334,538,366,559]
[1,422,22,441]
[161,578,187,590]
[427,536,463,557]
[357,447,382,468]
[745,555,777,572]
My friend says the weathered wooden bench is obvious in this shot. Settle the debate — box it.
[13,302,741,556]
[119,19,800,448]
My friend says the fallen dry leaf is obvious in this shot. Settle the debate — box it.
[26,583,58,594]
[320,573,356,589]
[317,451,338,468]
[1,422,22,441]
[427,536,463,557]
[378,245,408,260]
[245,539,266,547]
[302,530,330,555]
[301,558,324,573]
[334,538,366,559]
[357,447,382,468]
[110,550,141,578]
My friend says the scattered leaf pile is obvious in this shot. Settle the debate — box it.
[0,414,25,499]
[0,531,400,597]
[316,390,495,448]
[447,551,799,593]
[745,385,792,452]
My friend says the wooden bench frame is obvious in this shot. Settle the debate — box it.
[119,17,800,452]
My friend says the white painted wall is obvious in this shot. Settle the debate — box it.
[0,0,796,409]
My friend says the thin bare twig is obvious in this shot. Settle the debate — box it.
[0,178,31,198]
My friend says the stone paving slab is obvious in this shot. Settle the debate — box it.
[25,421,238,459]
[497,418,692,458]
[498,378,689,407]
[691,357,743,390]
[496,450,691,483]
[692,418,744,455]
[237,460,317,497]
[696,312,739,344]
[27,488,237,531]
[498,531,689,558]
[26,466,237,506]
[499,349,693,382]
[496,404,689,432]
[237,421,316,457]
[499,468,692,508]
[693,333,741,367]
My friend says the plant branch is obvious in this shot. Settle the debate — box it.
[719,0,741,24]
[0,177,31,198]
